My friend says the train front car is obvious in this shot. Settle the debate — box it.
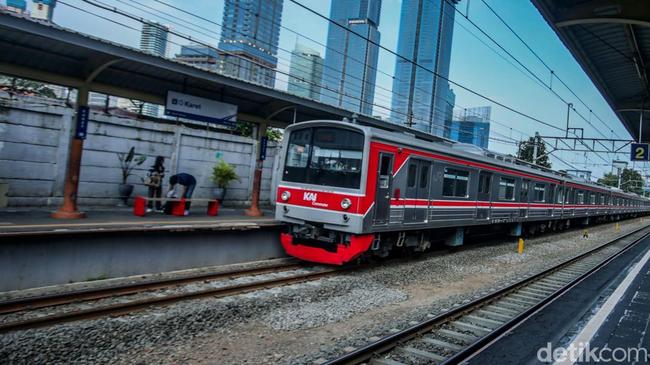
[276,121,375,265]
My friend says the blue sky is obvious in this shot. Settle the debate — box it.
[9,0,642,178]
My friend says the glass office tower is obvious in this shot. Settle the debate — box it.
[390,0,458,135]
[218,0,283,88]
[321,0,382,116]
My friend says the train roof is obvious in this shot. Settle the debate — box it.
[285,120,646,200]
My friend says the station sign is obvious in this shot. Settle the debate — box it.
[631,143,650,161]
[259,136,268,161]
[75,105,89,139]
[164,91,238,127]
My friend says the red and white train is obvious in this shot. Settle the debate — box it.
[275,120,650,265]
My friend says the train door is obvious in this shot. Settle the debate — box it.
[520,179,530,218]
[476,171,492,220]
[373,153,394,226]
[404,159,430,224]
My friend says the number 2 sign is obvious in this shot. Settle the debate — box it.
[631,143,649,161]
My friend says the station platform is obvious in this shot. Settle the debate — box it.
[0,208,286,292]
[467,234,650,364]
[0,207,281,237]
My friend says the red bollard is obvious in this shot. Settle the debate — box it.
[207,200,219,216]
[172,199,186,216]
[133,196,147,216]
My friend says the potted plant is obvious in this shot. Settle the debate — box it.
[117,146,147,205]
[211,159,240,202]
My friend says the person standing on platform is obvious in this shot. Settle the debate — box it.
[168,172,197,216]
[145,156,165,213]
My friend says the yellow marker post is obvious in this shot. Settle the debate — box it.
[583,229,589,239]
[616,222,620,232]
[518,238,524,255]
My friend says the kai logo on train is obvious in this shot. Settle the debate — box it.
[303,192,318,202]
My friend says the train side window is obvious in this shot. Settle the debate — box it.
[600,195,605,205]
[378,155,392,189]
[557,187,564,204]
[548,184,555,203]
[419,164,430,189]
[565,188,571,204]
[442,168,469,197]
[577,191,585,204]
[407,163,417,188]
[590,193,596,205]
[533,183,545,202]
[478,171,491,194]
[498,177,516,200]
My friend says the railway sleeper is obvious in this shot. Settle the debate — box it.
[463,314,504,329]
[437,328,479,344]
[451,320,492,335]
[398,346,446,363]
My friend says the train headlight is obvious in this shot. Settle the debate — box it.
[281,191,291,201]
[340,198,352,210]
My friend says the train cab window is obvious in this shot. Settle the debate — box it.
[285,128,312,168]
[419,165,430,189]
[532,184,544,202]
[284,127,364,189]
[442,168,469,197]
[565,188,572,204]
[478,172,491,194]
[589,193,596,205]
[407,163,417,188]
[499,177,516,200]
[577,192,585,204]
[557,187,564,204]
[600,195,606,205]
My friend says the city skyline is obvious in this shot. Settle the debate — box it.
[3,0,639,179]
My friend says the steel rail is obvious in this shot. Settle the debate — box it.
[0,261,305,315]
[0,267,340,333]
[325,224,650,365]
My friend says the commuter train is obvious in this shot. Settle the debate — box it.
[275,120,650,265]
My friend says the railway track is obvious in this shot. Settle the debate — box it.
[325,224,650,365]
[0,261,339,333]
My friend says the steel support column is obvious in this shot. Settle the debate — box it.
[245,121,268,217]
[52,59,122,219]
[51,85,89,219]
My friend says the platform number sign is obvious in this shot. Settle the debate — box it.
[631,143,650,161]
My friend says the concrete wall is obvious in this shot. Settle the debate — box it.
[0,227,285,291]
[0,94,280,207]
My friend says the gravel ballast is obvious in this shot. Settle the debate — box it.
[0,219,646,364]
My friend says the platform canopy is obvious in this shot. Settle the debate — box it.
[532,0,650,142]
[0,10,437,140]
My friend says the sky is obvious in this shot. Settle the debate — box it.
[8,0,644,179]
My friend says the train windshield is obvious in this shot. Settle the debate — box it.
[284,127,364,189]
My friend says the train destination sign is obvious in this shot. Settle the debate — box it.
[631,143,650,161]
[164,91,238,127]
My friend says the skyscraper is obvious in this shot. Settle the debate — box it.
[175,44,220,72]
[288,44,323,100]
[217,0,283,88]
[320,0,381,115]
[445,106,491,148]
[390,0,458,135]
[31,0,56,22]
[139,21,170,117]
[140,21,170,57]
